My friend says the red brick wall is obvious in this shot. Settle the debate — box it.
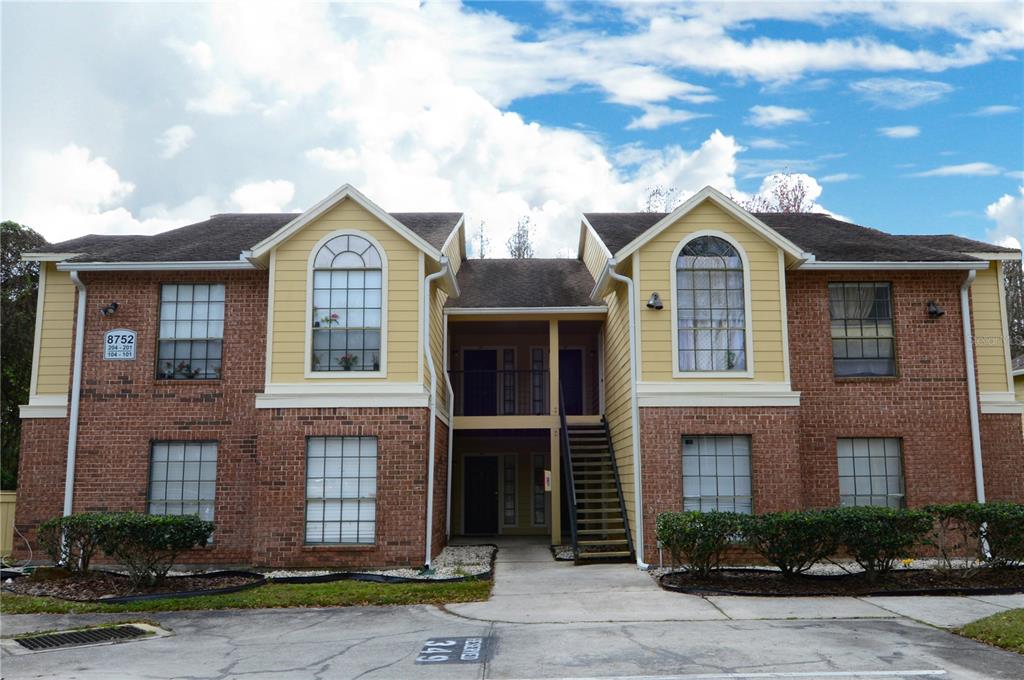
[979,413,1024,502]
[15,270,435,568]
[431,418,449,561]
[638,407,800,560]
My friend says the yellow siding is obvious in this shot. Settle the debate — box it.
[602,269,636,542]
[429,283,448,412]
[582,226,610,283]
[442,223,463,275]
[636,200,787,383]
[973,261,1011,392]
[35,263,75,395]
[270,198,421,383]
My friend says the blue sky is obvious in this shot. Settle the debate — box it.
[2,2,1022,255]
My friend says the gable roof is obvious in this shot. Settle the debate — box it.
[446,259,598,309]
[585,200,1017,264]
[28,208,462,266]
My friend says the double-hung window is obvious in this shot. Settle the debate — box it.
[682,435,752,513]
[157,284,225,379]
[311,234,383,373]
[148,441,217,521]
[676,236,747,372]
[828,282,896,377]
[837,437,905,508]
[305,436,377,544]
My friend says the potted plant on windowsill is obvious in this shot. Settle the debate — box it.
[372,353,380,371]
[336,353,358,371]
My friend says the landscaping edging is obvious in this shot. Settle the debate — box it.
[658,567,1024,598]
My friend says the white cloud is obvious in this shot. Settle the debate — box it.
[626,105,708,130]
[156,124,196,159]
[912,162,1003,177]
[165,38,214,71]
[969,104,1020,117]
[984,186,1023,249]
[820,173,859,183]
[230,180,296,212]
[186,80,253,115]
[850,78,953,109]
[878,125,921,139]
[746,105,810,128]
[747,138,787,150]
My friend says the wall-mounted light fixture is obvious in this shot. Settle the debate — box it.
[926,300,945,319]
[646,292,663,310]
[99,302,120,317]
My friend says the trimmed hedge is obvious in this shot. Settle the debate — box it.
[37,512,215,586]
[656,502,1023,579]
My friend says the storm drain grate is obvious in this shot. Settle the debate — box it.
[16,625,149,651]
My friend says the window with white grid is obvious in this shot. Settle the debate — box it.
[503,455,517,526]
[682,435,752,513]
[305,436,377,544]
[157,284,225,380]
[828,282,896,377]
[837,438,905,508]
[148,441,217,521]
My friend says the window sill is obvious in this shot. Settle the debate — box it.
[302,543,377,551]
[833,375,899,383]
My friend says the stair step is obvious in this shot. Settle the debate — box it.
[577,517,623,523]
[578,550,631,559]
[576,508,623,515]
[578,539,629,546]
[577,528,626,536]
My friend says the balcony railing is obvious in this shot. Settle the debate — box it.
[448,370,550,416]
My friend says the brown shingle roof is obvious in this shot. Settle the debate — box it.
[446,259,597,309]
[29,212,462,262]
[583,210,1017,262]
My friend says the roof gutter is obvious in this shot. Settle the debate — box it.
[960,270,986,504]
[421,256,453,571]
[56,261,256,272]
[603,259,647,569]
[798,261,988,271]
[63,271,88,519]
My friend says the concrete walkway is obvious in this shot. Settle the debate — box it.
[447,537,1023,628]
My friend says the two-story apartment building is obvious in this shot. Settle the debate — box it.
[15,184,1023,569]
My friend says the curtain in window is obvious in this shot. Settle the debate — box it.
[676,236,746,372]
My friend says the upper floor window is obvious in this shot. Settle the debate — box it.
[157,284,225,380]
[828,282,895,377]
[675,235,747,372]
[311,234,383,372]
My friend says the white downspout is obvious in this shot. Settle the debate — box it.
[63,271,87,517]
[443,311,455,537]
[960,270,985,503]
[422,258,451,570]
[607,261,647,569]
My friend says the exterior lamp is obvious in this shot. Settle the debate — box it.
[100,302,120,316]
[646,292,663,310]
[927,301,945,319]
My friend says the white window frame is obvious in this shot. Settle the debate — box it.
[303,229,388,379]
[837,437,906,508]
[304,436,378,545]
[502,453,518,528]
[147,440,218,521]
[682,435,753,513]
[669,230,755,379]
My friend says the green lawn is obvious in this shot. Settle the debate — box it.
[957,609,1024,654]
[0,579,492,615]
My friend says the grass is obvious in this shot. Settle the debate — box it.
[956,609,1024,654]
[0,578,492,615]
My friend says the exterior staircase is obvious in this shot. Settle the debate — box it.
[564,420,633,563]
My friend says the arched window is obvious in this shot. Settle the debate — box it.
[675,235,747,372]
[311,234,383,372]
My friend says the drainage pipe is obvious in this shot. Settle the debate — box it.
[422,258,451,570]
[960,270,986,503]
[63,271,87,517]
[606,262,648,569]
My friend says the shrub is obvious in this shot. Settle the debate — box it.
[922,503,985,573]
[975,502,1024,567]
[832,506,932,580]
[96,512,214,587]
[656,511,742,578]
[36,513,107,572]
[741,510,840,577]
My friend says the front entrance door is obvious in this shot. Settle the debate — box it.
[559,349,584,415]
[464,456,499,534]
[463,350,498,416]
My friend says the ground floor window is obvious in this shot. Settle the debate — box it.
[532,453,547,526]
[503,455,517,527]
[837,437,904,508]
[305,436,377,544]
[148,441,217,520]
[682,435,752,513]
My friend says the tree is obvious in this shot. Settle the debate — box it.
[506,216,534,259]
[1,221,47,489]
[735,172,815,213]
[644,185,682,213]
[474,220,490,259]
[1005,259,1023,359]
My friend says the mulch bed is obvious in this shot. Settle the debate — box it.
[4,570,264,602]
[660,567,1024,597]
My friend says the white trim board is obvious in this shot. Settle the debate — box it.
[256,383,430,409]
[56,261,255,271]
[798,261,987,271]
[979,391,1024,414]
[446,306,608,315]
[637,381,801,407]
[19,394,69,419]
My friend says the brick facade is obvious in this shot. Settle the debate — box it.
[635,269,1023,560]
[14,270,444,568]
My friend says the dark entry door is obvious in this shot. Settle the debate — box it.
[463,350,497,416]
[559,349,584,415]
[464,456,499,534]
